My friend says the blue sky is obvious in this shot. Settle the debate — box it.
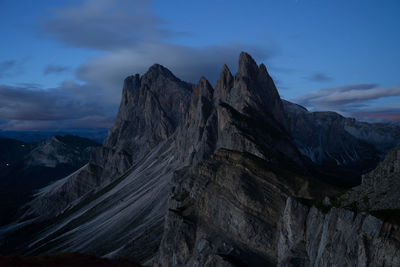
[0,0,399,130]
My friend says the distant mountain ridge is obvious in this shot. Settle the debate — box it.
[283,100,400,186]
[0,129,108,143]
[0,135,99,226]
[1,53,399,266]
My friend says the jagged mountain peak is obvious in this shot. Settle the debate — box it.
[221,63,231,74]
[122,64,185,95]
[107,62,193,152]
[147,63,174,75]
[214,64,233,101]
[142,63,183,85]
[122,74,141,92]
[214,52,289,135]
[237,51,259,78]
[258,62,268,74]
[195,77,213,97]
[187,77,214,119]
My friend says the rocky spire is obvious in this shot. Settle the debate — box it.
[195,77,214,100]
[237,51,259,78]
[177,76,217,165]
[214,64,233,102]
[214,51,288,131]
[141,64,181,84]
[187,76,214,127]
[213,52,301,164]
[123,74,141,92]
[121,74,141,106]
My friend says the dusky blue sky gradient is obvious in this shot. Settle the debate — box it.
[0,0,399,130]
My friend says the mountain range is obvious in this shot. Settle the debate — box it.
[0,135,99,226]
[0,129,108,144]
[0,52,399,266]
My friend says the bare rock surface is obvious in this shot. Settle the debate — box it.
[278,146,400,266]
[157,149,330,266]
[278,197,400,267]
[1,52,400,267]
[19,64,192,220]
[339,145,400,211]
[155,53,333,266]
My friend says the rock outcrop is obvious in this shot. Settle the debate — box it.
[155,53,332,266]
[26,135,95,168]
[278,145,400,266]
[214,54,301,164]
[20,64,193,220]
[278,197,400,267]
[157,149,333,267]
[338,145,400,211]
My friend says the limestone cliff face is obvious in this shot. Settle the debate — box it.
[176,52,302,167]
[20,64,192,220]
[157,150,329,267]
[339,145,400,211]
[278,197,400,267]
[214,53,301,165]
[175,77,217,165]
[278,146,400,266]
[155,53,330,266]
[93,65,192,183]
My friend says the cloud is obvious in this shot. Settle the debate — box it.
[40,0,172,51]
[2,0,276,131]
[350,104,400,123]
[41,0,274,89]
[294,83,400,108]
[293,83,400,122]
[39,0,274,105]
[305,72,332,82]
[0,84,115,130]
[43,65,70,75]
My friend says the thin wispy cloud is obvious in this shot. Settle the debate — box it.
[294,83,400,108]
[351,104,400,123]
[294,83,400,122]
[0,84,115,130]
